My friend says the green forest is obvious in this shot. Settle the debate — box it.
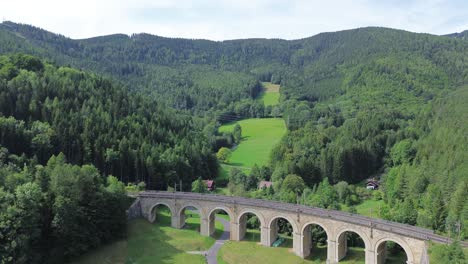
[0,21,467,262]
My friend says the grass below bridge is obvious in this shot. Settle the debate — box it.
[71,209,223,264]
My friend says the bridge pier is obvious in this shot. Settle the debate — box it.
[208,213,216,235]
[366,249,376,264]
[300,232,311,258]
[336,232,348,261]
[268,224,278,246]
[171,214,184,229]
[293,232,302,258]
[326,239,337,263]
[236,214,247,241]
[201,217,210,236]
[231,222,241,241]
[261,226,271,246]
[376,241,386,264]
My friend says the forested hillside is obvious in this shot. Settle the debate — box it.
[0,54,218,189]
[0,54,222,262]
[0,21,467,242]
[446,30,468,40]
[383,86,468,237]
[1,22,466,118]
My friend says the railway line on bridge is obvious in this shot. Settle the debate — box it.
[128,191,467,264]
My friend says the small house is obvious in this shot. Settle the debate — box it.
[258,181,273,189]
[203,180,215,191]
[366,179,380,190]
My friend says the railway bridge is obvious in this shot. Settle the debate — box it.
[128,191,466,264]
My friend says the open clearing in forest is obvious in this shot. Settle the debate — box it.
[258,82,280,106]
[219,118,286,174]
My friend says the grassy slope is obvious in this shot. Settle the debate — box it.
[218,229,366,264]
[72,210,224,264]
[258,82,280,106]
[340,199,385,218]
[219,118,286,169]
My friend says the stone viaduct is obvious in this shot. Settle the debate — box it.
[127,191,467,264]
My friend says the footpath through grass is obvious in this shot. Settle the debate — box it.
[72,209,224,264]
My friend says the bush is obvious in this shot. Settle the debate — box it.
[137,181,146,191]
[429,242,466,264]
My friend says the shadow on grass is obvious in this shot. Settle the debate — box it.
[278,236,293,248]
[243,230,261,242]
[339,247,365,264]
[127,213,188,264]
[385,250,407,264]
[306,245,328,262]
[73,208,208,264]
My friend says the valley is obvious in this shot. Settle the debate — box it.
[0,20,466,264]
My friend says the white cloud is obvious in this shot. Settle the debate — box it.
[1,0,467,40]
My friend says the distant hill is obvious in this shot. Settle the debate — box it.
[1,22,467,116]
[445,30,468,40]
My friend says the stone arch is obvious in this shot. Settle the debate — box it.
[300,221,331,259]
[267,214,299,247]
[268,215,299,233]
[177,202,204,218]
[374,237,414,264]
[148,202,174,223]
[208,206,234,221]
[301,221,331,238]
[177,202,204,232]
[335,226,370,262]
[237,209,266,227]
[237,209,267,241]
[207,206,234,236]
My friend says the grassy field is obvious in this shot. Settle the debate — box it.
[355,199,384,217]
[341,199,385,218]
[217,229,366,264]
[218,240,365,264]
[72,209,224,264]
[219,118,286,170]
[258,82,280,106]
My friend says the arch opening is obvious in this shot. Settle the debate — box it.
[238,212,262,242]
[179,205,202,233]
[150,203,172,225]
[336,230,366,262]
[207,208,231,239]
[302,223,328,261]
[269,217,294,248]
[376,240,409,264]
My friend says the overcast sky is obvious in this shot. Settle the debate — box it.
[1,0,467,40]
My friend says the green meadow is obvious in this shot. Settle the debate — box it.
[258,82,280,106]
[219,118,286,171]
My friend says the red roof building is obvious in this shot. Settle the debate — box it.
[203,180,215,191]
[258,181,273,189]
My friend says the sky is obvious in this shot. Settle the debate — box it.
[1,0,467,40]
